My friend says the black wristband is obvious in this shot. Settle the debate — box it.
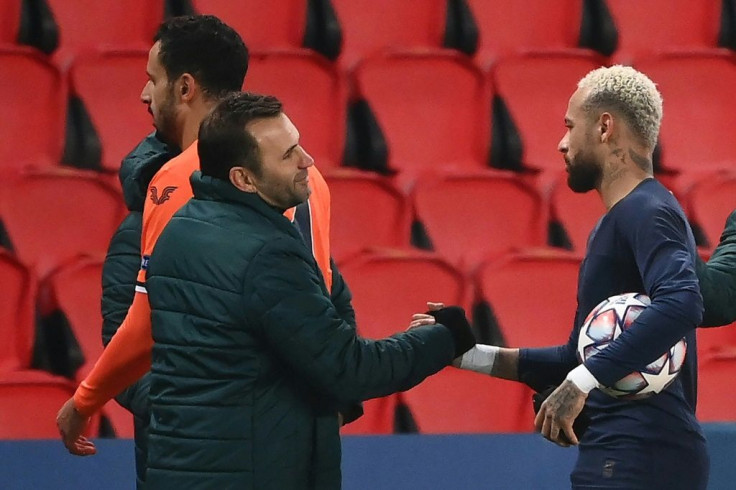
[429,306,476,357]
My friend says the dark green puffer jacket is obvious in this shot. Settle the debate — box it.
[696,210,736,327]
[100,132,175,489]
[145,172,456,489]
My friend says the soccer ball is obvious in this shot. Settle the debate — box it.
[576,292,687,399]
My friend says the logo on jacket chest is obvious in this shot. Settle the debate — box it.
[149,185,178,205]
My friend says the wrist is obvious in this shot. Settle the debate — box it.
[566,364,600,394]
[456,344,499,375]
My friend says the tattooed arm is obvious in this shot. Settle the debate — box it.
[534,379,588,447]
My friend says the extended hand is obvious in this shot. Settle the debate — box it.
[534,380,587,447]
[407,302,444,329]
[57,398,96,456]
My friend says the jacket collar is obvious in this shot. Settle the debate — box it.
[119,132,178,212]
[189,171,303,240]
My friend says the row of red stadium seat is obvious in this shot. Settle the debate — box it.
[4,47,736,181]
[0,1,729,70]
[1,247,735,438]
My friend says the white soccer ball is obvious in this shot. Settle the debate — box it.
[577,292,687,399]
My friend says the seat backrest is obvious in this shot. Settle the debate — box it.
[0,47,66,171]
[492,52,602,171]
[0,170,125,278]
[697,325,736,360]
[413,172,546,270]
[49,258,105,369]
[0,251,35,373]
[70,50,152,172]
[636,54,736,172]
[325,170,410,262]
[0,0,21,45]
[191,0,307,50]
[686,172,736,249]
[403,368,534,433]
[607,0,721,63]
[697,354,736,422]
[550,171,606,251]
[354,52,490,178]
[467,0,583,66]
[339,251,469,339]
[46,0,163,65]
[332,0,446,69]
[244,50,346,170]
[476,250,581,347]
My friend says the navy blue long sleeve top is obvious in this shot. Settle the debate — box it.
[519,178,704,445]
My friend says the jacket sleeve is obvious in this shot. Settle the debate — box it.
[330,259,356,329]
[697,210,736,327]
[242,237,455,404]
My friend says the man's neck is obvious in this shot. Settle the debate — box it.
[178,99,219,150]
[598,145,652,210]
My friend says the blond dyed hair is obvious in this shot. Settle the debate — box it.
[578,65,663,149]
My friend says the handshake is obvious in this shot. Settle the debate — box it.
[408,302,476,359]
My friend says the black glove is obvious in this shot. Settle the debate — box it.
[429,306,476,358]
[532,385,591,444]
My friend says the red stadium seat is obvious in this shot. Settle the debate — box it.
[0,251,36,374]
[403,368,533,433]
[340,396,396,435]
[0,370,83,439]
[46,0,163,66]
[697,353,736,422]
[0,169,125,278]
[697,325,736,360]
[244,50,347,170]
[332,0,447,70]
[353,51,490,180]
[325,170,411,262]
[412,172,546,271]
[475,249,581,347]
[686,171,736,250]
[636,53,736,173]
[191,0,307,50]
[467,0,583,67]
[69,50,152,172]
[492,52,603,172]
[550,171,606,251]
[607,0,721,64]
[0,47,66,171]
[0,0,21,45]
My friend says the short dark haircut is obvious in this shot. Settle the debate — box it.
[155,15,249,99]
[198,92,284,181]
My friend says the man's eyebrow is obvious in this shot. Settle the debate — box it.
[283,144,298,158]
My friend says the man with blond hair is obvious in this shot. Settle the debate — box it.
[414,66,708,489]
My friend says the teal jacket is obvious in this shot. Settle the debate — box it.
[100,132,175,489]
[145,172,456,489]
[696,210,736,327]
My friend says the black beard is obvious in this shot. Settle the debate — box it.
[567,159,601,193]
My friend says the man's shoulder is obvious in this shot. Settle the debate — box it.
[152,143,199,185]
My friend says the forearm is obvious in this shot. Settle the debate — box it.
[74,293,153,416]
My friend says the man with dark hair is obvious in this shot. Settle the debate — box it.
[142,91,474,488]
[57,14,357,488]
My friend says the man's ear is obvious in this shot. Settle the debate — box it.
[230,166,258,193]
[599,112,614,143]
[178,73,197,102]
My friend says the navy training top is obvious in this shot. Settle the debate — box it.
[519,178,704,447]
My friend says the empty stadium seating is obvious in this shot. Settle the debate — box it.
[332,0,447,69]
[0,0,21,45]
[607,0,722,64]
[325,170,411,262]
[0,170,125,278]
[467,0,584,66]
[475,249,581,347]
[697,352,736,422]
[0,47,66,171]
[244,50,347,170]
[636,53,736,173]
[191,0,307,51]
[685,171,736,250]
[46,0,164,66]
[491,51,604,172]
[353,51,490,180]
[403,368,534,433]
[340,396,396,435]
[698,325,736,360]
[412,172,546,270]
[549,171,607,251]
[69,50,152,172]
[0,251,36,373]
